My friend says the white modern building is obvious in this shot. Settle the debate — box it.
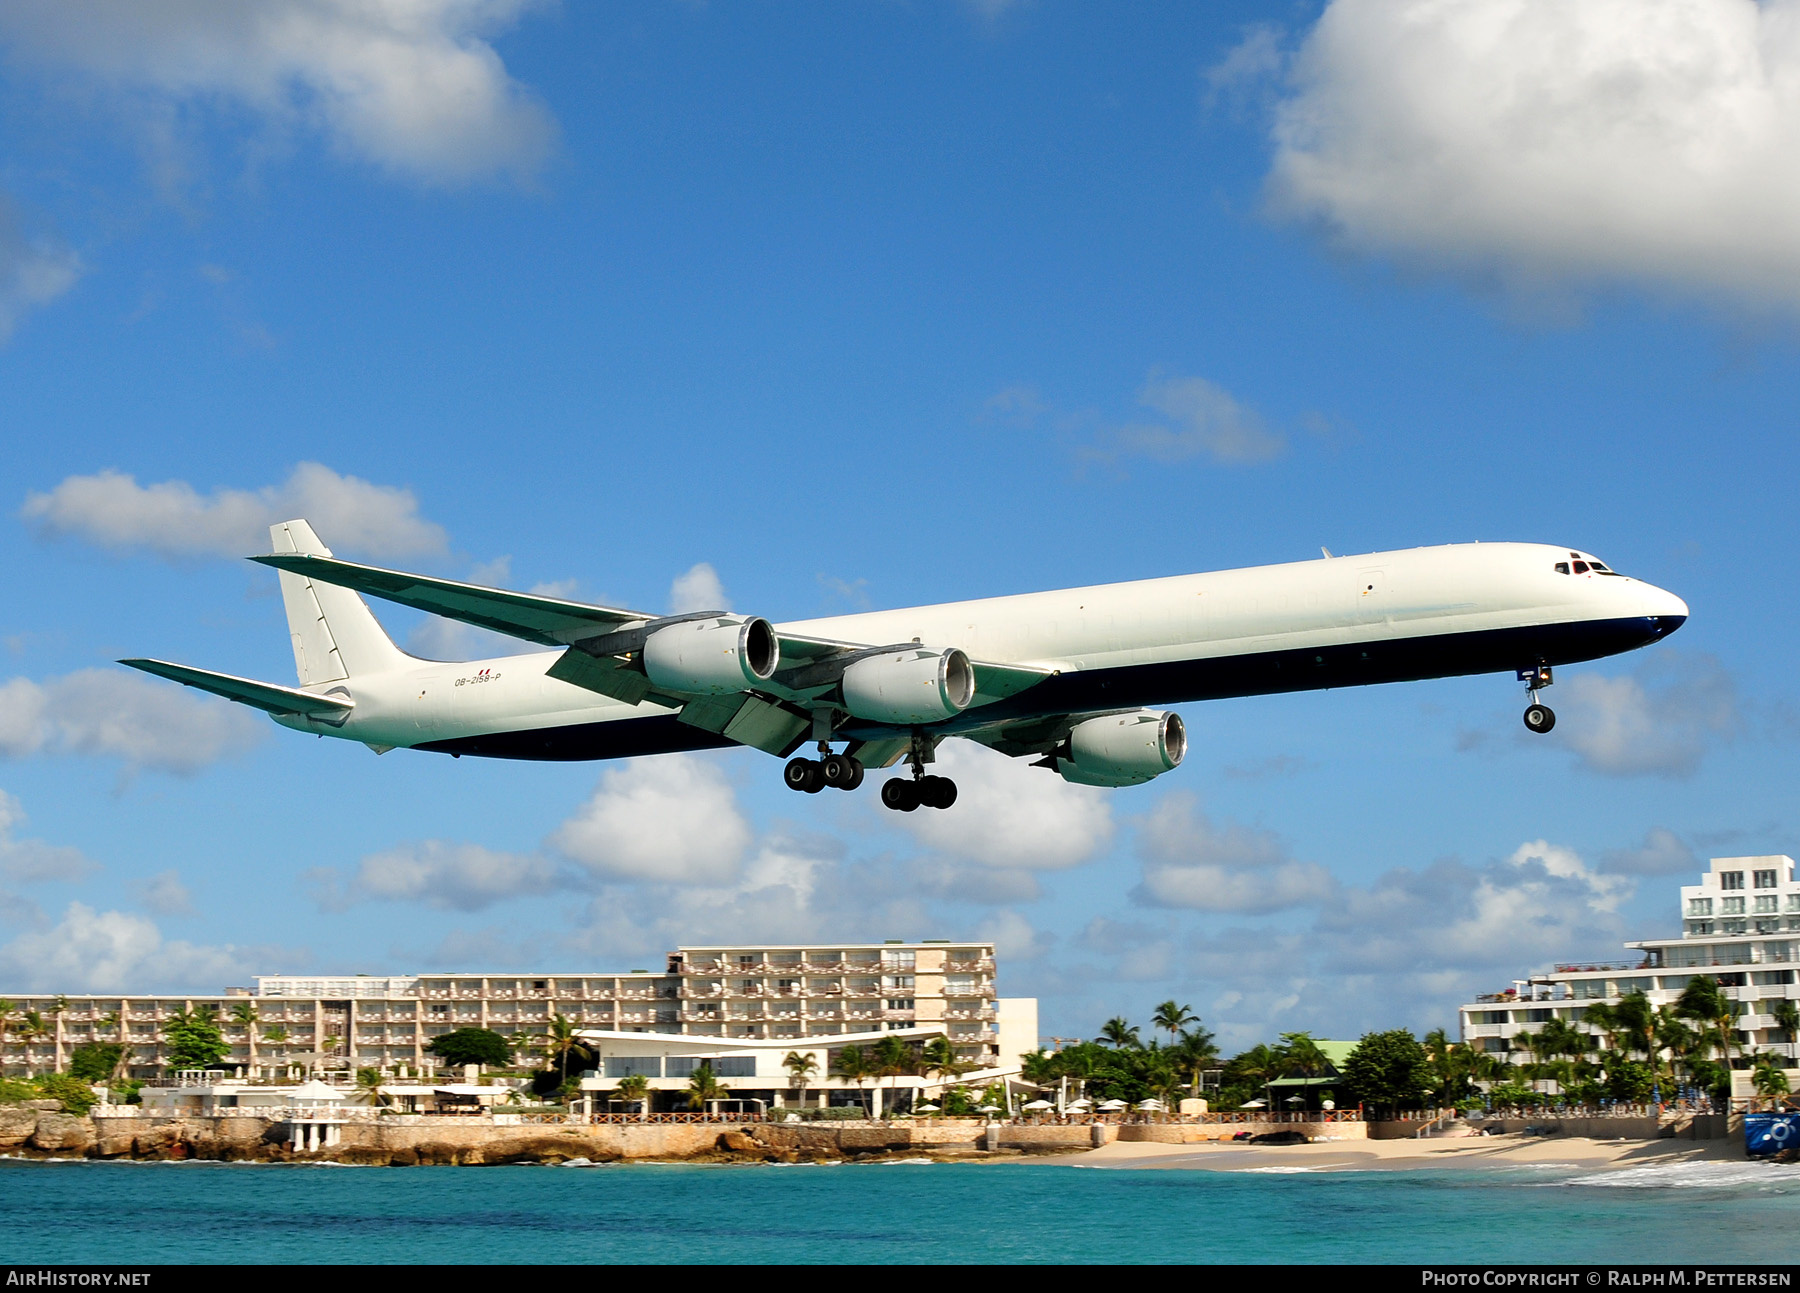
[0,938,1036,1084]
[1459,855,1800,1079]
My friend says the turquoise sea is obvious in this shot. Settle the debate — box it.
[3,1157,1798,1265]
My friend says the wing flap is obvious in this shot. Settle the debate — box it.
[250,553,650,647]
[120,659,355,720]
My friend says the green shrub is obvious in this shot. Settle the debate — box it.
[0,1077,38,1104]
[37,1073,96,1115]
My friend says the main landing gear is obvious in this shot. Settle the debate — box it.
[1518,665,1556,734]
[880,731,956,812]
[784,750,864,794]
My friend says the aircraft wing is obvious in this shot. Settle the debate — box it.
[119,659,355,720]
[249,552,653,648]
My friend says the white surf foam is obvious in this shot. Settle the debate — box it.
[1568,1160,1800,1190]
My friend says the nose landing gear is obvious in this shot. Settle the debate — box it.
[1517,665,1556,733]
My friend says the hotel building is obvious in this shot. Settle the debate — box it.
[1459,854,1800,1079]
[0,938,1036,1088]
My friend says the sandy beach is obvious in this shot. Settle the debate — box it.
[1071,1133,1746,1173]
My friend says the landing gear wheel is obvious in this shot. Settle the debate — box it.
[784,757,825,793]
[917,775,958,810]
[1523,704,1556,734]
[821,753,862,789]
[881,778,920,812]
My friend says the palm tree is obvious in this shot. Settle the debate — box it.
[872,1035,914,1114]
[97,1011,127,1082]
[1675,977,1741,1068]
[1169,1027,1220,1096]
[615,1073,650,1115]
[1614,991,1656,1060]
[1752,1054,1791,1099]
[17,1011,47,1078]
[355,1066,389,1109]
[1771,1000,1800,1062]
[783,1050,820,1107]
[832,1044,873,1115]
[543,1013,586,1087]
[1151,1001,1197,1046]
[685,1061,725,1112]
[1097,1017,1141,1049]
[230,1001,260,1075]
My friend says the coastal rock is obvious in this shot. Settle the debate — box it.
[716,1131,760,1154]
[29,1112,95,1154]
[0,1106,38,1147]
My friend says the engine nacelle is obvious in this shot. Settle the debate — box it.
[841,647,975,725]
[1055,710,1185,787]
[642,616,779,695]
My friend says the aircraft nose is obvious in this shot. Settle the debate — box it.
[1642,586,1688,639]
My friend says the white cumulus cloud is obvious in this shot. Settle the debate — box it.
[668,563,730,615]
[311,840,565,912]
[551,754,752,886]
[0,790,97,885]
[0,901,252,991]
[1132,791,1335,913]
[896,741,1115,870]
[0,0,555,186]
[1267,0,1800,309]
[0,194,82,344]
[0,669,265,774]
[1554,654,1736,777]
[22,461,449,561]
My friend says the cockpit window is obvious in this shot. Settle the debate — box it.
[1554,562,1570,575]
[1572,561,1590,573]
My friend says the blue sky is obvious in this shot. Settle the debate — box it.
[2,0,1798,1051]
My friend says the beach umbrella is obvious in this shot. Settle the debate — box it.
[1066,1098,1093,1109]
[977,1104,1002,1114]
[1285,1096,1305,1106]
[1022,1099,1055,1111]
[1097,1099,1128,1111]
[1136,1099,1165,1111]
[1241,1098,1266,1108]
[916,1103,941,1113]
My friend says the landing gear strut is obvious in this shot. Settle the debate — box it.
[1518,665,1556,734]
[880,731,957,812]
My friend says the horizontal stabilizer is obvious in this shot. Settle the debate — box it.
[119,659,355,720]
[249,553,650,648]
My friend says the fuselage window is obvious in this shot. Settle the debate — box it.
[1554,562,1570,575]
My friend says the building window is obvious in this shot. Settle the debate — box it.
[1688,922,1714,936]
[1687,898,1714,917]
[1755,896,1780,914]
[884,999,915,1011]
[1723,897,1746,915]
[1755,869,1779,889]
[1721,871,1745,890]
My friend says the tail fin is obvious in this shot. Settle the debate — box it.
[270,519,410,683]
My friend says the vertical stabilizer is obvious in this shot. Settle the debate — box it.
[270,520,409,683]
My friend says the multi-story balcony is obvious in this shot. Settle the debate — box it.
[943,1008,997,1021]
[945,959,995,973]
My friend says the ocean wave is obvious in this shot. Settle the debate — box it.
[1568,1160,1800,1190]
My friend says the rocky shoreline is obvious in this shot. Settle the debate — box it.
[0,1106,1091,1166]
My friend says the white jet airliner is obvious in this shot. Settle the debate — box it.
[123,521,1687,812]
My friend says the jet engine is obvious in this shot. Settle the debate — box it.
[642,616,779,694]
[1054,710,1185,787]
[841,647,975,725]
